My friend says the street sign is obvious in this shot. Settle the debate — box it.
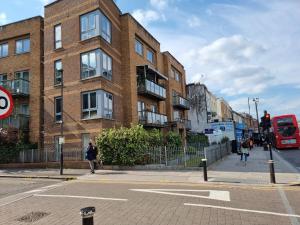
[0,86,14,120]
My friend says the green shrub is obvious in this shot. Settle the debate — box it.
[165,131,182,147]
[0,143,37,164]
[187,133,209,146]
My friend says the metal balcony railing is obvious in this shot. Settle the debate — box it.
[0,114,30,130]
[173,95,190,109]
[0,79,30,96]
[138,79,166,100]
[139,111,168,127]
[173,118,192,130]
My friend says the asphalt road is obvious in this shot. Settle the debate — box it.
[276,148,300,171]
[0,179,299,225]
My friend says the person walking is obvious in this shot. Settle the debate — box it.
[249,137,254,150]
[240,139,250,166]
[86,142,97,174]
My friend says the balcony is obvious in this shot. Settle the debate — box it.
[0,114,30,130]
[139,111,168,128]
[0,79,30,96]
[138,79,166,100]
[172,118,192,130]
[173,95,190,109]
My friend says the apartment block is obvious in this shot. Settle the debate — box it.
[42,0,189,156]
[0,16,44,146]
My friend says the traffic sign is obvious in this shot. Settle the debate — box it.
[0,86,14,120]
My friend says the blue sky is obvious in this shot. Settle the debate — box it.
[1,0,300,119]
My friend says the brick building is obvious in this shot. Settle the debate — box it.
[43,0,189,157]
[0,16,44,146]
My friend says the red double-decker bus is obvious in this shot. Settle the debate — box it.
[272,114,300,149]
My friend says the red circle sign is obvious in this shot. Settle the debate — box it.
[0,86,14,120]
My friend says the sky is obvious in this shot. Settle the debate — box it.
[1,0,300,120]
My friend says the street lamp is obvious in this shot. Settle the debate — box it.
[59,69,64,175]
[253,98,260,142]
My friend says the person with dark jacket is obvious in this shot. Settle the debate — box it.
[86,142,97,173]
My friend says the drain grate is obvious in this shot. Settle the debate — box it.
[17,212,50,223]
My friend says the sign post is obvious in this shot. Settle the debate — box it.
[0,86,14,120]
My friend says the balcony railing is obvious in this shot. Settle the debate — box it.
[173,95,190,109]
[0,114,30,130]
[139,111,168,127]
[138,79,166,100]
[0,79,30,96]
[173,118,192,130]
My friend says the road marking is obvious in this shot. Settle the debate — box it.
[34,194,128,201]
[278,187,300,225]
[184,203,300,218]
[130,189,230,202]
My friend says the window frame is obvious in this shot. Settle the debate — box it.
[15,38,30,54]
[135,39,143,56]
[54,59,63,85]
[0,43,8,58]
[146,49,154,64]
[54,24,62,49]
[54,96,62,122]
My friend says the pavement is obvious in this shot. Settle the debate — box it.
[0,147,300,225]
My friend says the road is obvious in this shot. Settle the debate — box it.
[0,178,299,225]
[276,148,300,172]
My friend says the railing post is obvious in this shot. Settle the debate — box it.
[22,150,25,163]
[183,145,187,168]
[159,147,162,165]
[165,146,168,166]
[31,149,34,163]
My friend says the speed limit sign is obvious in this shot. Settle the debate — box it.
[0,86,14,120]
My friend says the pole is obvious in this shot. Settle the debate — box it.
[202,159,208,182]
[254,99,260,142]
[60,70,64,175]
[248,97,252,128]
[268,160,276,184]
[80,207,95,225]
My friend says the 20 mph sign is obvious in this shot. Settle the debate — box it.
[0,86,14,120]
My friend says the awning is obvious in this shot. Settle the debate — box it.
[137,65,168,80]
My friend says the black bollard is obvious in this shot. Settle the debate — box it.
[80,207,95,225]
[268,160,276,184]
[202,159,208,182]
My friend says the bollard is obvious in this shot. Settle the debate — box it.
[202,159,208,182]
[268,160,276,184]
[80,207,95,225]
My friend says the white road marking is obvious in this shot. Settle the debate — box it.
[184,203,300,218]
[130,189,230,202]
[34,194,128,201]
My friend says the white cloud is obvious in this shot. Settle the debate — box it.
[187,15,202,28]
[150,0,169,10]
[40,0,56,5]
[132,9,165,26]
[0,12,8,25]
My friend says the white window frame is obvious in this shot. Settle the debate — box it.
[135,39,143,56]
[54,24,62,49]
[0,43,8,58]
[55,97,62,122]
[15,71,29,80]
[16,38,30,54]
[54,60,63,85]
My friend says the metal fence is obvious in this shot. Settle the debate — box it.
[10,142,231,168]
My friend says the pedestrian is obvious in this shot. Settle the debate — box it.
[249,137,254,150]
[86,142,97,174]
[240,139,250,166]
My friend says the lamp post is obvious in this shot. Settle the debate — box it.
[59,69,64,175]
[253,98,260,142]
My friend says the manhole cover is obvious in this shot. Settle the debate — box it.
[17,212,50,223]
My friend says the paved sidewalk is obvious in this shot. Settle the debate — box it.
[208,147,300,185]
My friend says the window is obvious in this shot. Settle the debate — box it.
[173,110,180,121]
[16,38,30,54]
[0,74,7,87]
[80,10,111,43]
[135,39,143,56]
[81,90,114,120]
[147,50,154,63]
[55,97,62,122]
[54,24,62,49]
[54,60,63,85]
[81,49,112,80]
[150,105,158,113]
[0,43,8,58]
[137,101,145,119]
[15,71,29,80]
[172,68,181,82]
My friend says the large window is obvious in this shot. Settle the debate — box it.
[54,60,63,85]
[172,68,181,82]
[0,43,8,58]
[135,39,143,56]
[55,97,62,122]
[81,90,113,120]
[80,10,111,43]
[16,38,30,54]
[54,24,62,49]
[147,50,154,63]
[81,49,112,80]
